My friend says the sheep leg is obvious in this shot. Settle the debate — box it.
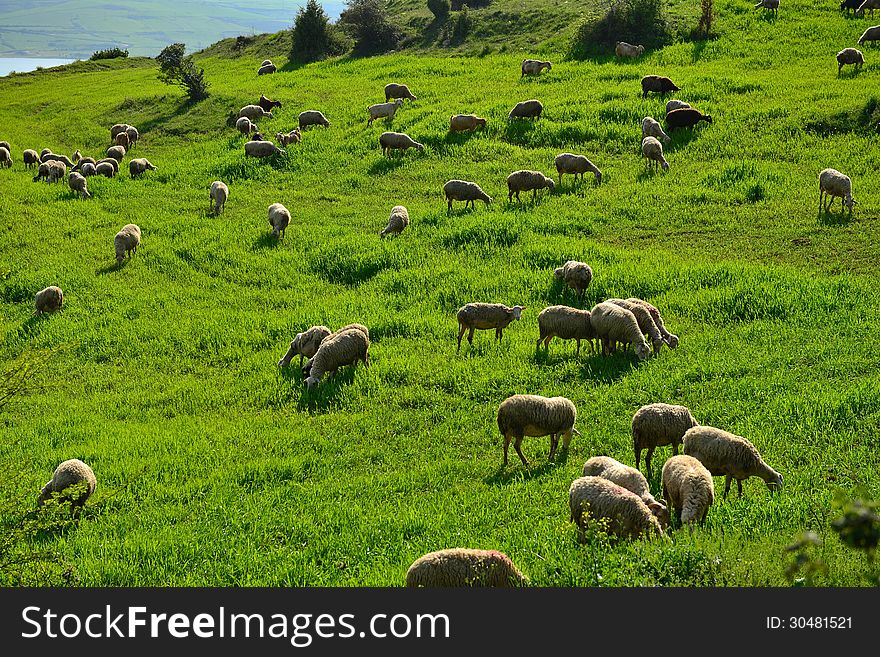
[457,324,466,352]
[672,441,679,456]
[548,433,559,461]
[495,328,503,342]
[724,475,733,499]
[635,447,642,472]
[543,335,553,348]
[467,327,475,345]
[576,339,581,355]
[737,479,743,497]
[645,448,654,481]
[503,433,511,466]
[514,435,528,465]
[447,198,453,214]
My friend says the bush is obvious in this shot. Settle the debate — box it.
[291,0,349,62]
[428,0,451,19]
[156,43,209,102]
[452,6,473,44]
[90,48,129,61]
[695,0,715,39]
[338,0,400,56]
[451,0,489,7]
[570,0,672,59]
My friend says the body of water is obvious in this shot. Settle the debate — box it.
[0,58,76,77]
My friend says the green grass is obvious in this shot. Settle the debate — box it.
[1,0,880,586]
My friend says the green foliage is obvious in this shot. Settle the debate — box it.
[291,0,349,63]
[451,6,473,44]
[832,492,880,563]
[695,0,714,39]
[428,0,451,20]
[570,0,672,59]
[90,48,129,61]
[156,43,209,102]
[338,0,401,56]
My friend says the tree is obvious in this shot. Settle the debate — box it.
[427,0,450,20]
[156,43,209,102]
[338,0,400,56]
[291,0,347,62]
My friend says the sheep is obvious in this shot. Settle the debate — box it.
[582,456,668,523]
[305,327,370,390]
[841,0,862,12]
[837,48,865,74]
[449,114,486,132]
[642,116,671,145]
[443,179,492,213]
[40,152,75,167]
[279,325,333,368]
[521,59,552,76]
[114,223,141,265]
[456,302,524,351]
[40,148,52,158]
[553,260,593,301]
[497,394,578,465]
[23,149,39,168]
[819,168,855,213]
[275,129,301,146]
[384,83,417,102]
[71,156,96,172]
[569,476,665,541]
[245,140,286,158]
[380,205,409,238]
[33,161,66,183]
[665,99,691,113]
[641,75,681,98]
[268,202,291,238]
[258,94,282,111]
[239,104,274,122]
[34,286,63,314]
[0,146,11,168]
[536,305,596,355]
[115,132,130,149]
[606,298,664,354]
[80,162,96,177]
[406,548,527,587]
[106,145,125,163]
[615,41,645,58]
[68,172,91,199]
[249,132,267,142]
[110,123,130,140]
[258,63,277,75]
[506,169,555,202]
[236,116,258,135]
[754,0,779,14]
[682,425,783,498]
[298,110,331,129]
[661,455,714,526]
[95,161,116,178]
[858,25,880,46]
[125,125,139,148]
[589,301,650,360]
[666,107,713,130]
[0,140,9,151]
[261,59,273,67]
[37,459,96,513]
[129,158,157,177]
[642,136,669,172]
[508,99,543,119]
[367,99,403,126]
[301,324,371,376]
[378,131,424,157]
[554,153,602,185]
[209,181,229,214]
[95,157,119,174]
[631,403,699,479]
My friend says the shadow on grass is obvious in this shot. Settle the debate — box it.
[665,127,703,151]
[484,447,569,486]
[636,166,667,182]
[253,232,283,249]
[818,209,854,226]
[578,352,638,384]
[367,156,408,175]
[15,313,51,340]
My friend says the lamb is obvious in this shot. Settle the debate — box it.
[245,140,286,158]
[536,305,596,355]
[114,223,141,265]
[641,136,669,172]
[110,123,130,140]
[631,403,699,479]
[642,116,671,145]
[129,158,157,177]
[553,260,593,301]
[582,456,668,523]
[554,153,602,184]
[275,129,301,146]
[298,110,331,129]
[405,548,527,587]
[23,149,39,168]
[0,146,11,168]
[837,48,865,74]
[268,202,291,238]
[209,180,229,214]
[506,169,555,202]
[589,301,650,360]
[37,459,96,513]
[521,59,552,76]
[754,0,779,14]
[236,116,258,135]
[279,325,333,368]
[661,455,714,526]
[95,161,116,177]
[40,152,75,167]
[666,107,713,130]
[449,114,486,132]
[497,394,578,465]
[665,99,690,113]
[68,172,91,199]
[641,75,681,98]
[569,476,666,541]
[456,302,524,351]
[384,83,417,102]
[106,145,126,163]
[379,131,424,157]
[380,205,409,238]
[819,168,855,213]
[34,286,63,314]
[682,425,783,498]
[115,132,130,149]
[33,161,66,183]
[305,327,370,390]
[239,104,274,122]
[258,94,282,112]
[508,99,543,119]
[125,126,139,147]
[858,25,880,46]
[606,298,664,354]
[367,99,403,125]
[615,41,645,58]
[443,179,492,213]
[257,63,277,75]
[80,162,96,177]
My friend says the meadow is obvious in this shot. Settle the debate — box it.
[1,0,879,586]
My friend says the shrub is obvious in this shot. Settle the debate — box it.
[90,48,129,61]
[156,43,209,102]
[291,0,349,62]
[570,0,672,59]
[695,0,715,39]
[338,0,401,56]
[451,0,490,7]
[428,0,451,19]
[452,6,473,44]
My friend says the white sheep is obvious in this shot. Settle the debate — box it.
[41,152,75,167]
[506,170,555,202]
[268,202,291,238]
[105,145,125,163]
[71,156,96,173]
[23,149,39,168]
[631,403,699,479]
[508,99,543,119]
[449,114,487,132]
[379,131,424,157]
[298,110,331,129]
[80,162,96,177]
[837,48,865,74]
[0,146,12,168]
[258,63,277,75]
[443,179,492,213]
[642,136,669,172]
[582,455,669,523]
[125,125,139,147]
[245,140,286,158]
[37,458,96,513]
[33,161,66,183]
[380,205,409,238]
[239,105,273,122]
[384,83,417,102]
[367,99,403,125]
[554,153,602,185]
[115,132,130,149]
[114,224,141,265]
[110,123,130,140]
[68,172,91,199]
[569,476,666,541]
[301,323,371,377]
[606,298,664,354]
[818,168,855,213]
[661,455,714,526]
[95,161,116,178]
[406,548,527,587]
[305,327,370,390]
[236,116,257,135]
[553,260,593,300]
[279,325,333,368]
[625,297,679,348]
[497,394,578,466]
[589,301,650,360]
[210,181,229,214]
[615,41,645,58]
[95,157,119,174]
[129,158,157,177]
[456,302,524,351]
[521,59,552,76]
[665,99,691,114]
[536,305,595,355]
[642,116,671,145]
[34,286,63,315]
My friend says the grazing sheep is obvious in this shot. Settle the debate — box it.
[456,302,524,351]
[275,129,301,146]
[615,41,645,58]
[379,131,424,157]
[682,425,783,498]
[642,136,669,172]
[589,301,650,360]
[554,153,602,185]
[71,156,96,172]
[37,459,96,512]
[626,298,678,349]
[642,116,671,145]
[380,205,409,238]
[239,104,274,122]
[497,394,578,465]
[249,132,267,142]
[305,327,370,390]
[569,476,666,541]
[367,99,403,126]
[508,99,543,119]
[114,223,141,265]
[236,116,258,135]
[298,110,331,129]
[245,140,286,158]
[606,298,664,354]
[666,107,713,130]
[384,83,417,102]
[301,324,372,377]
[0,140,9,151]
[23,149,39,168]
[819,168,855,213]
[129,158,157,177]
[68,172,91,198]
[125,125,139,147]
[521,59,552,76]
[536,305,595,355]
[261,59,273,67]
[841,0,861,12]
[95,161,116,178]
[641,75,681,98]
[582,456,668,522]
[443,179,492,213]
[80,162,96,177]
[110,123,130,140]
[40,152,75,167]
[506,169,555,202]
[449,114,487,132]
[406,548,526,587]
[665,99,691,113]
[631,403,699,479]
[268,202,291,238]
[661,455,714,526]
[279,325,333,368]
[858,25,880,45]
[837,48,865,74]
[34,286,63,314]
[73,150,82,163]
[40,148,52,158]
[553,260,593,301]
[0,146,11,168]
[95,157,119,174]
[258,63,277,75]
[754,0,779,14]
[115,132,130,149]
[209,180,229,214]
[258,94,282,111]
[106,145,125,163]
[33,161,66,183]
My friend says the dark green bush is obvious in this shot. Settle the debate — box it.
[156,43,209,102]
[291,0,349,63]
[90,48,129,61]
[428,0,451,20]
[338,0,400,56]
[570,0,672,59]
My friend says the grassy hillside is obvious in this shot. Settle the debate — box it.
[2,0,880,586]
